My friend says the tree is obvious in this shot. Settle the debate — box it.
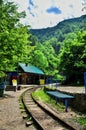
[31,50,48,72]
[42,41,58,76]
[0,0,33,76]
[58,31,86,85]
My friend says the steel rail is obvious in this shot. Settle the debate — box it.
[21,87,81,130]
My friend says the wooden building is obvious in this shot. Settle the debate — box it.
[7,63,45,85]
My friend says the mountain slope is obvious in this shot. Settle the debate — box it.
[30,15,86,42]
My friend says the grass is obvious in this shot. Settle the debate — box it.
[19,95,32,121]
[32,88,50,101]
[19,95,25,109]
[75,116,86,129]
[25,116,32,121]
[32,88,65,112]
[32,88,86,128]
[19,102,25,109]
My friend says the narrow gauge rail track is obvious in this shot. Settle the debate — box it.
[22,87,78,130]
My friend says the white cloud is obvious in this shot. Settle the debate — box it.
[8,0,86,29]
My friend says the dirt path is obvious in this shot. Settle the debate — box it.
[0,88,36,130]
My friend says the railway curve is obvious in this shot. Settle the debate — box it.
[21,86,81,130]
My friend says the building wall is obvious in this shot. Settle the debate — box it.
[18,73,45,85]
[6,72,46,85]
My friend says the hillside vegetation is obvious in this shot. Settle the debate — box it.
[30,15,86,85]
[31,15,86,42]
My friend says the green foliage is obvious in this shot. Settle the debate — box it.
[56,74,64,82]
[43,86,57,92]
[58,31,86,85]
[29,35,58,75]
[32,88,65,112]
[42,41,58,75]
[29,37,49,72]
[19,102,25,109]
[75,116,86,129]
[0,0,86,85]
[0,0,33,76]
[31,15,86,43]
[30,15,86,85]
[32,88,50,102]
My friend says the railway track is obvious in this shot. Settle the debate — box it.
[21,87,79,130]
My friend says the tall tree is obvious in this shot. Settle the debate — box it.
[0,0,33,76]
[58,31,86,85]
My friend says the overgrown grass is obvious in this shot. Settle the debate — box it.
[32,88,86,128]
[32,88,65,112]
[75,116,86,129]
[32,88,50,101]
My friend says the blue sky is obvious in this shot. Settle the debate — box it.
[8,0,86,29]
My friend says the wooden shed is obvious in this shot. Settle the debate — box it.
[17,63,45,85]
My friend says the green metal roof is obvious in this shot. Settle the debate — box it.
[19,63,44,75]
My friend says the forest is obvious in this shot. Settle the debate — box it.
[0,0,86,85]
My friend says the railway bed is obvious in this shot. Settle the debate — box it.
[21,87,82,130]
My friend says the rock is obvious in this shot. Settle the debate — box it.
[26,121,33,127]
[23,115,28,119]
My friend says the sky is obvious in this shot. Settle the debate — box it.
[8,0,86,29]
